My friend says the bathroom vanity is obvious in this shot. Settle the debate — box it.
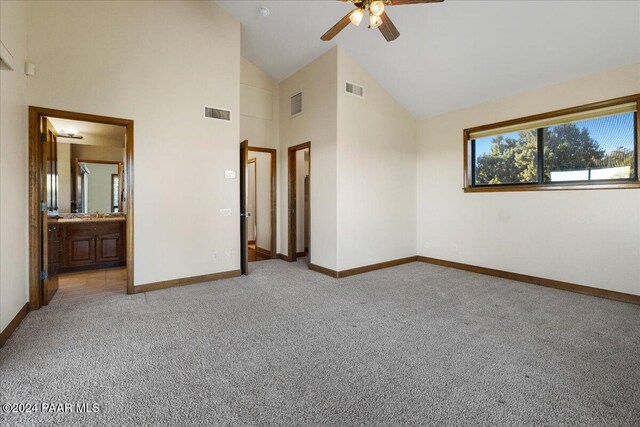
[48,217,126,274]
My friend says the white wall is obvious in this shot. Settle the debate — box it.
[336,48,417,271]
[417,63,640,296]
[27,1,241,285]
[0,0,28,331]
[279,48,338,269]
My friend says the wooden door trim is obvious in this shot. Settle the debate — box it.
[248,146,277,259]
[288,142,310,262]
[239,140,249,274]
[28,106,135,310]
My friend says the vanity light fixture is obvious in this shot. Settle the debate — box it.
[57,129,83,139]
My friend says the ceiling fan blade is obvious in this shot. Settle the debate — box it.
[321,9,358,41]
[388,0,444,5]
[378,11,400,41]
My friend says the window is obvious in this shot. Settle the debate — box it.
[464,95,640,192]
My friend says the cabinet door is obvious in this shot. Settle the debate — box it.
[66,235,96,267]
[96,233,122,263]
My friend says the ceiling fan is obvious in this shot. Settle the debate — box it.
[321,0,444,42]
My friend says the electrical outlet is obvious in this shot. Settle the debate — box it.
[212,252,218,259]
[219,209,231,217]
[226,250,233,258]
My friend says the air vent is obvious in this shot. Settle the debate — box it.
[290,91,303,118]
[204,106,231,121]
[346,81,364,98]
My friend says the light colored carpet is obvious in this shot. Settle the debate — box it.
[1,259,639,426]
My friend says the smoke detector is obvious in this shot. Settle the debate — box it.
[259,6,270,17]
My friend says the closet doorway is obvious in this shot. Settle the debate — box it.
[287,142,310,262]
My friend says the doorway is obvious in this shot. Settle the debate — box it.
[288,142,310,262]
[239,141,277,274]
[28,107,134,310]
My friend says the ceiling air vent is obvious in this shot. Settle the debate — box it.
[204,106,231,121]
[290,91,303,118]
[346,81,364,98]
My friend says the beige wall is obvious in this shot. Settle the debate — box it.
[26,0,241,286]
[417,63,640,296]
[71,144,124,165]
[336,48,417,271]
[240,58,279,150]
[0,0,28,331]
[279,48,338,268]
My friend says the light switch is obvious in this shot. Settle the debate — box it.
[219,209,232,217]
[225,170,236,179]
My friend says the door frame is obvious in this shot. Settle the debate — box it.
[247,146,277,259]
[288,141,310,262]
[28,106,135,309]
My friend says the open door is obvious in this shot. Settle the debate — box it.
[41,117,59,304]
[240,140,249,275]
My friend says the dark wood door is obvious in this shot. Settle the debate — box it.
[240,140,249,275]
[48,223,62,277]
[41,118,59,304]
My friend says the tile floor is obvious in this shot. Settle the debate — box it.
[50,267,127,304]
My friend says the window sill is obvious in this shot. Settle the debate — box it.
[464,181,640,193]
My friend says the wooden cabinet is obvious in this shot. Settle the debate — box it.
[51,220,126,273]
[96,232,123,263]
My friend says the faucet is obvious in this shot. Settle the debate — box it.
[93,211,100,219]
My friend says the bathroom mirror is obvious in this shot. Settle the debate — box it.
[75,161,123,214]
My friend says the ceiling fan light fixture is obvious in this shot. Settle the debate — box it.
[369,13,383,29]
[349,8,364,26]
[369,1,385,17]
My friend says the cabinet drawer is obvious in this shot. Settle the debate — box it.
[65,222,123,235]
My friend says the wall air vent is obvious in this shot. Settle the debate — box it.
[345,81,364,98]
[204,106,231,121]
[290,91,303,118]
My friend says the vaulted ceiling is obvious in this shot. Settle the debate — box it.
[218,0,640,117]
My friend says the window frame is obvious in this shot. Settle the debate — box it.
[463,94,640,193]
